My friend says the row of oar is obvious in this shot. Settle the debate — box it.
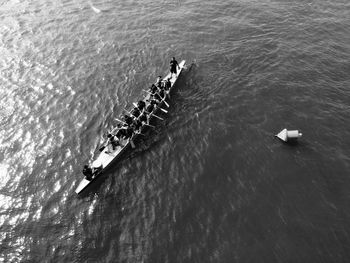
[99,94,170,152]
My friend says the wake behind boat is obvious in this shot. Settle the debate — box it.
[75,59,186,194]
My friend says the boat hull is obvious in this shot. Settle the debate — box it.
[75,60,186,194]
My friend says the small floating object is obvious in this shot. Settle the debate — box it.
[275,128,302,142]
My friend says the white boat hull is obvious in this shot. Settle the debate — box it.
[75,60,186,194]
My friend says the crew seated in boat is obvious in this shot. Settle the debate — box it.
[132,118,143,132]
[153,90,165,103]
[107,133,121,151]
[164,78,171,91]
[131,107,141,118]
[123,114,133,125]
[149,84,158,94]
[82,164,93,181]
[126,126,135,138]
[145,100,157,114]
[156,76,162,88]
[137,100,146,111]
[139,111,148,124]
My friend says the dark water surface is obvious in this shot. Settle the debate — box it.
[1,0,350,262]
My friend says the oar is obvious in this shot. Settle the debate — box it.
[132,102,146,112]
[115,118,128,126]
[143,89,152,95]
[123,109,133,115]
[129,138,135,148]
[158,107,168,113]
[161,99,170,108]
[135,101,168,113]
[143,123,155,128]
[151,113,164,121]
[143,89,169,107]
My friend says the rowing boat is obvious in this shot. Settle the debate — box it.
[75,60,186,194]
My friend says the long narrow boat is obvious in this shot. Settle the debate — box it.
[75,60,186,194]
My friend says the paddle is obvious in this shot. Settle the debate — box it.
[143,89,152,95]
[143,89,169,107]
[133,102,168,114]
[162,99,170,108]
[150,113,164,121]
[115,118,128,126]
[143,123,155,128]
[129,138,135,148]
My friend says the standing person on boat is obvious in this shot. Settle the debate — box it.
[170,57,179,78]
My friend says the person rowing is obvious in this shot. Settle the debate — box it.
[164,78,171,91]
[122,114,133,126]
[149,84,158,94]
[82,164,93,180]
[139,111,148,124]
[137,100,146,111]
[152,88,169,107]
[131,118,143,133]
[106,133,121,152]
[170,57,179,78]
[156,76,162,89]
[131,107,141,118]
[145,100,156,114]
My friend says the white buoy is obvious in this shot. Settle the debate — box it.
[275,128,302,142]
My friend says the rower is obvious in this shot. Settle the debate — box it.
[132,118,143,132]
[145,99,157,114]
[122,114,133,126]
[82,164,93,181]
[131,107,141,118]
[156,76,162,88]
[153,90,165,103]
[120,125,134,139]
[107,133,121,151]
[149,84,158,94]
[139,111,148,124]
[164,78,171,91]
[158,88,165,99]
[137,100,146,111]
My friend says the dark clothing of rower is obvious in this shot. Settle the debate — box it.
[131,107,141,118]
[158,89,165,99]
[170,57,179,77]
[139,112,148,123]
[137,100,146,111]
[82,165,93,181]
[124,126,134,138]
[146,103,154,114]
[153,92,162,102]
[123,115,133,125]
[155,76,162,89]
[132,118,142,132]
[150,84,158,94]
[146,100,157,113]
[107,134,120,151]
[164,78,171,91]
